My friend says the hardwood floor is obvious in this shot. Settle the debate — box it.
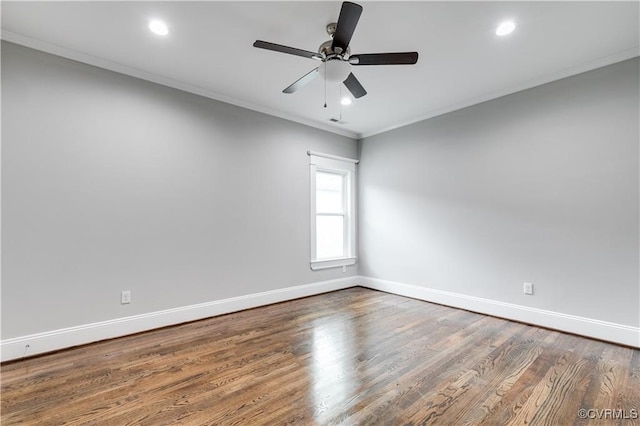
[2,287,639,425]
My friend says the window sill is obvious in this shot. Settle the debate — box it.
[310,257,357,270]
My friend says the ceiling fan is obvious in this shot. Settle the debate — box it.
[253,1,418,100]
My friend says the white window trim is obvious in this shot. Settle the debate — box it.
[309,152,358,270]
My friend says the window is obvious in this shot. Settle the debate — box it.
[309,152,357,270]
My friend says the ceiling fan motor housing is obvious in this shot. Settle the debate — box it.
[318,39,350,59]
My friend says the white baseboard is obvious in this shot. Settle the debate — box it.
[357,276,640,348]
[3,275,637,362]
[0,277,358,362]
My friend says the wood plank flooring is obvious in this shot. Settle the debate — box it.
[2,287,639,425]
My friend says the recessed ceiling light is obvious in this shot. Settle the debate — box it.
[341,97,352,106]
[149,20,169,36]
[496,20,517,36]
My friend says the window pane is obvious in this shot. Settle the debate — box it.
[316,215,344,259]
[316,172,343,214]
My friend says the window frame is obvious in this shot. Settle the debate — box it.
[309,152,358,270]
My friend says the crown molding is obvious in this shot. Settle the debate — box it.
[360,47,640,139]
[0,30,360,140]
[2,31,636,143]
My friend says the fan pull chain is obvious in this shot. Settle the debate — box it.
[339,84,343,121]
[323,62,327,108]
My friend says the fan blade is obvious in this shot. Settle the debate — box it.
[253,40,322,60]
[283,68,319,94]
[350,52,419,65]
[343,73,367,98]
[332,2,363,52]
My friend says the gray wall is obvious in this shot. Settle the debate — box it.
[3,40,638,341]
[359,58,639,327]
[1,42,358,338]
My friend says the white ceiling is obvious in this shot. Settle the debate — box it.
[2,1,638,139]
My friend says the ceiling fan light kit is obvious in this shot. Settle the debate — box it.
[319,60,351,83]
[253,1,419,101]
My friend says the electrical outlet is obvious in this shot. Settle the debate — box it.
[523,282,534,295]
[121,290,131,304]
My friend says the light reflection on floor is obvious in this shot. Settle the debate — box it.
[310,313,360,422]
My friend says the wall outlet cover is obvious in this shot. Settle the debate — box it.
[523,282,534,295]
